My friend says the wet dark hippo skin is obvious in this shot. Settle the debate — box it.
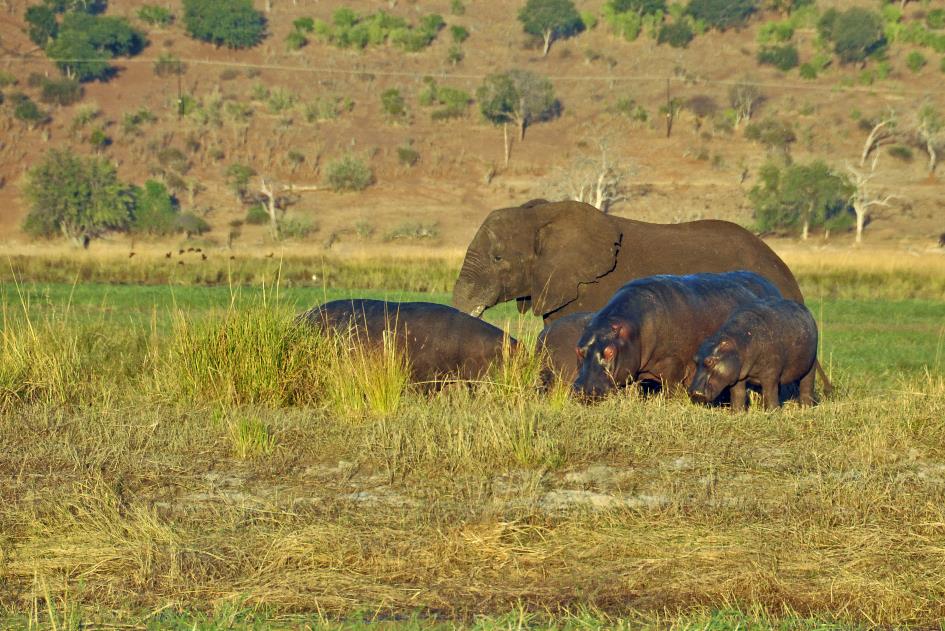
[298,299,516,384]
[573,271,783,399]
[536,311,594,387]
[689,298,819,411]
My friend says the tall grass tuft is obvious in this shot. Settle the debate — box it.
[227,414,277,459]
[322,327,411,418]
[168,302,324,406]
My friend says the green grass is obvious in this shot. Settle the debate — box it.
[1,276,944,628]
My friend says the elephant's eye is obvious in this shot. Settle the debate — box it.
[492,254,502,263]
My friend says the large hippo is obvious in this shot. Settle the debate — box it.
[689,298,819,411]
[298,299,515,383]
[573,271,783,399]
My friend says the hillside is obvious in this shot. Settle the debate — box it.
[1,0,944,254]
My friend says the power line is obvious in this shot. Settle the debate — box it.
[0,54,942,98]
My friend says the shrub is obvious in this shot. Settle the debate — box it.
[927,9,945,31]
[45,13,146,82]
[745,118,796,156]
[138,5,173,27]
[153,52,185,77]
[757,44,799,70]
[175,212,210,237]
[225,163,255,199]
[325,155,374,192]
[25,4,58,47]
[285,29,307,50]
[12,94,49,127]
[819,7,885,64]
[606,0,666,15]
[657,21,694,47]
[750,160,853,235]
[384,221,439,241]
[38,76,83,105]
[450,24,469,43]
[397,144,420,166]
[182,0,266,49]
[293,17,315,32]
[380,88,406,119]
[580,10,598,30]
[447,45,464,65]
[88,126,110,150]
[245,204,269,225]
[131,179,179,235]
[686,0,756,31]
[888,145,914,162]
[756,20,793,45]
[798,62,817,79]
[906,50,927,73]
[0,71,17,87]
[450,0,465,15]
[278,216,316,239]
[602,8,642,41]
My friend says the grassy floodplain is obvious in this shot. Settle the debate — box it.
[1,250,945,629]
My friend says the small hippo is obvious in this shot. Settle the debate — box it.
[573,271,783,399]
[297,299,515,383]
[688,298,818,411]
[536,311,594,387]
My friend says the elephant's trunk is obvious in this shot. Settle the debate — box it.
[452,249,493,317]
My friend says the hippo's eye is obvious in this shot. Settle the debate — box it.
[705,356,717,368]
[603,345,616,361]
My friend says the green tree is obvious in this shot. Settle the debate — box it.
[607,0,665,15]
[818,7,885,65]
[686,0,757,31]
[25,4,58,46]
[477,69,558,142]
[23,149,134,247]
[44,12,145,82]
[183,0,266,49]
[750,160,853,239]
[131,179,179,235]
[518,0,583,57]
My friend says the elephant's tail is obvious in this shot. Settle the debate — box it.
[816,360,834,397]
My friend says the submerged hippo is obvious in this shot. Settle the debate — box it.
[688,298,819,411]
[297,299,516,383]
[573,271,783,399]
[536,311,594,387]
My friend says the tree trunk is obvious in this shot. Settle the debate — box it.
[503,123,510,167]
[542,31,552,57]
[854,203,865,244]
[927,140,937,174]
[802,218,809,241]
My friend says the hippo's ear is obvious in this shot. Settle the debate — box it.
[610,321,632,341]
[530,201,622,316]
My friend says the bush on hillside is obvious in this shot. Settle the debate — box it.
[183,0,266,49]
[757,44,799,71]
[686,0,757,31]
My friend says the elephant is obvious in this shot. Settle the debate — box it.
[452,199,831,393]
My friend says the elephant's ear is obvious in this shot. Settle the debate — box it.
[530,202,621,316]
[520,198,550,209]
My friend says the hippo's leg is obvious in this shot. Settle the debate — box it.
[761,375,781,411]
[799,366,816,406]
[656,358,688,391]
[730,380,748,412]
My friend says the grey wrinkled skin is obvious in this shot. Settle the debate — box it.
[452,199,832,395]
[536,311,594,387]
[297,299,516,385]
[572,272,783,400]
[689,298,818,411]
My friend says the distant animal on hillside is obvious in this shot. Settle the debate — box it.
[297,299,516,384]
[573,271,784,400]
[689,298,819,411]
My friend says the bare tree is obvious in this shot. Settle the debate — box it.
[728,80,764,128]
[913,101,945,175]
[548,138,633,213]
[258,177,320,240]
[846,156,896,244]
[859,109,896,167]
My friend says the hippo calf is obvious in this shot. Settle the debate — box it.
[297,299,515,384]
[688,298,818,411]
[536,311,594,387]
[573,271,783,399]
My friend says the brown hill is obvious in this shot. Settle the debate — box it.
[0,0,943,255]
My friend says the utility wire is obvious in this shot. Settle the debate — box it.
[0,54,942,97]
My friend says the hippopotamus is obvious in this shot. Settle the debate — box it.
[536,311,594,387]
[297,299,516,383]
[688,298,818,411]
[573,271,784,399]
